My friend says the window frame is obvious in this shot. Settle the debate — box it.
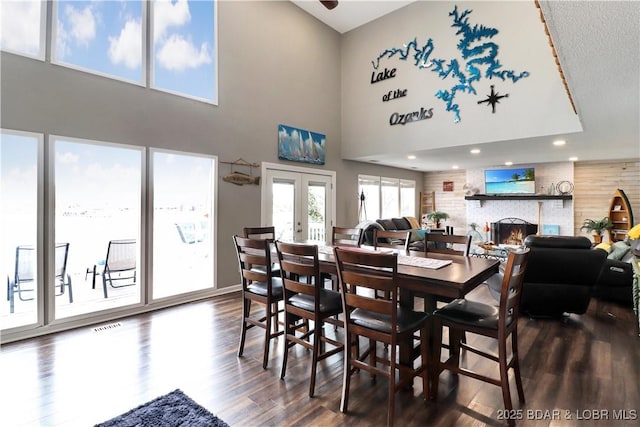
[358,174,416,220]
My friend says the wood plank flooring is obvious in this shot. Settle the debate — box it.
[1,285,638,426]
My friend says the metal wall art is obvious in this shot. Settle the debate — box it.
[371,5,530,123]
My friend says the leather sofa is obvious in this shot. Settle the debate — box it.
[519,235,608,317]
[357,217,425,249]
[592,239,639,306]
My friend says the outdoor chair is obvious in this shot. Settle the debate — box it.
[430,248,530,426]
[87,239,137,298]
[7,243,72,313]
[334,247,430,427]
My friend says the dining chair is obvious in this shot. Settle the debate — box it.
[7,243,72,313]
[233,235,284,369]
[87,239,137,298]
[275,241,344,397]
[334,247,430,427]
[373,229,410,252]
[331,227,363,247]
[423,232,472,257]
[430,248,530,426]
[243,226,276,240]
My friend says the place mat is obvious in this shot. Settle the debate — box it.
[398,255,452,269]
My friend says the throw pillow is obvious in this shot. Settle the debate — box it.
[628,224,640,240]
[405,216,421,229]
[608,241,630,261]
[594,242,612,253]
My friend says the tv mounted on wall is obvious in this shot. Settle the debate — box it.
[484,167,536,195]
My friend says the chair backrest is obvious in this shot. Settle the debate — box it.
[334,247,399,338]
[498,248,530,329]
[105,239,136,273]
[243,226,276,241]
[424,233,471,256]
[233,235,276,294]
[373,229,410,252]
[54,243,70,280]
[275,241,321,303]
[14,245,35,283]
[332,227,363,247]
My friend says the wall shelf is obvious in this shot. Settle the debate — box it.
[465,194,572,201]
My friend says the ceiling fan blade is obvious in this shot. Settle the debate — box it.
[320,1,339,10]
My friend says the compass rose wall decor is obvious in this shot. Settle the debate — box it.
[478,85,509,114]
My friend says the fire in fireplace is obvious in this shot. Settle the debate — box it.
[491,218,537,245]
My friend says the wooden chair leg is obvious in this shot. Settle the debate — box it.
[430,319,443,400]
[498,337,513,413]
[512,330,525,403]
[238,299,250,357]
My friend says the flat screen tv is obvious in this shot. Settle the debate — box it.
[484,167,536,195]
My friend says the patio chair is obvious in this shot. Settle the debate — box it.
[87,239,137,298]
[7,243,72,313]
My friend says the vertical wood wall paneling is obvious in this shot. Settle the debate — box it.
[422,170,467,234]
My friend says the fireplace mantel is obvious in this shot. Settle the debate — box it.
[464,195,572,201]
[465,194,572,209]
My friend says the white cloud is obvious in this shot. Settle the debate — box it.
[55,22,71,60]
[156,35,211,72]
[65,4,96,47]
[153,0,191,42]
[0,1,41,54]
[108,19,142,69]
[56,151,80,165]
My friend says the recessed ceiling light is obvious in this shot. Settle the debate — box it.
[452,165,459,169]
[470,148,481,154]
[553,140,566,146]
[569,156,578,161]
[407,155,416,160]
[505,161,513,166]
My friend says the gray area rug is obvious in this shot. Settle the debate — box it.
[95,389,230,427]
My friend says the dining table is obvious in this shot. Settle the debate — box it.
[311,243,501,378]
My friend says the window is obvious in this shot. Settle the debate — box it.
[1,130,41,328]
[152,149,216,299]
[358,175,416,220]
[0,0,45,59]
[151,0,217,103]
[53,1,145,84]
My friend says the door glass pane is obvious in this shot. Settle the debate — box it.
[1,131,39,328]
[53,0,144,83]
[307,182,326,242]
[54,138,142,318]
[272,179,295,242]
[380,178,399,218]
[152,151,215,299]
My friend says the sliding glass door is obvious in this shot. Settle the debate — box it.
[151,150,216,299]
[53,137,143,319]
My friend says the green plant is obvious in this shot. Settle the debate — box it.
[426,211,449,225]
[580,217,613,235]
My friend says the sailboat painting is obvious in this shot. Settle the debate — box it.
[278,124,326,165]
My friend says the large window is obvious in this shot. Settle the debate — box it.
[0,0,45,59]
[3,1,217,104]
[152,0,217,102]
[1,130,41,329]
[358,175,416,221]
[53,1,144,84]
[152,150,215,299]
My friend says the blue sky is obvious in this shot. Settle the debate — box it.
[52,0,215,100]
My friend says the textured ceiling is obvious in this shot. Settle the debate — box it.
[292,0,640,171]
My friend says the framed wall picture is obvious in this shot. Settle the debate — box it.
[443,181,454,191]
[278,124,325,165]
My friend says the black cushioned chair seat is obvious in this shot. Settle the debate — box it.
[351,306,429,333]
[289,288,342,314]
[247,277,283,298]
[434,299,514,330]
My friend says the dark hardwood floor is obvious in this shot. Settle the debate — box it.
[1,285,638,426]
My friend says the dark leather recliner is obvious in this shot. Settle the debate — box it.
[520,235,607,317]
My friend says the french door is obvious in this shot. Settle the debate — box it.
[262,163,335,243]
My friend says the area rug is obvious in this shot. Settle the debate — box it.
[95,389,230,427]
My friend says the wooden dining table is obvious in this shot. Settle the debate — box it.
[311,244,501,376]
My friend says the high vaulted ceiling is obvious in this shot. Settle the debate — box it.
[291,1,640,171]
